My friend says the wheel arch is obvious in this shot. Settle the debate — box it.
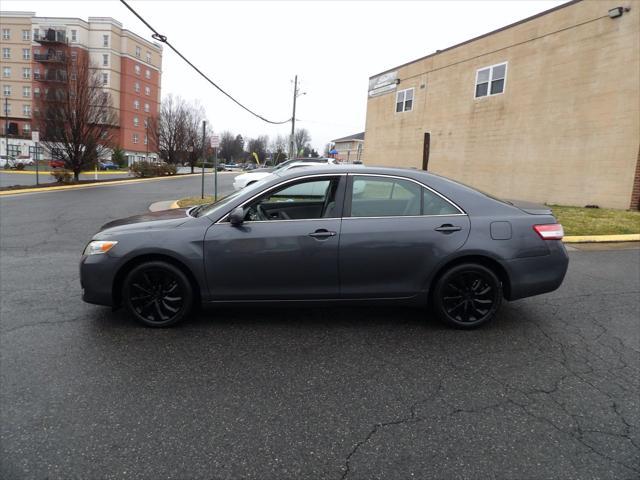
[427,253,512,301]
[112,253,201,307]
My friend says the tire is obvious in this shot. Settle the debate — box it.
[432,263,502,328]
[122,261,194,327]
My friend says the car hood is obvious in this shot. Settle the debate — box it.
[237,170,273,180]
[99,208,191,233]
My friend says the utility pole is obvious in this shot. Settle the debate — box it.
[4,98,8,158]
[289,75,297,161]
[200,120,206,199]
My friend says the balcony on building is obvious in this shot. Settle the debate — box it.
[34,28,68,45]
[34,51,66,63]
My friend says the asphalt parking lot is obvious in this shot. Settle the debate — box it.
[1,175,639,479]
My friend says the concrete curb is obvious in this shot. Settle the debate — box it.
[563,234,640,243]
[0,174,200,197]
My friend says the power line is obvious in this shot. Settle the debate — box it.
[119,0,292,125]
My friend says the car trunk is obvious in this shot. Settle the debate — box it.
[507,199,553,215]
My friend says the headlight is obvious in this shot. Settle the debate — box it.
[83,240,118,255]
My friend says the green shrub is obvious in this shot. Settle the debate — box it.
[51,169,73,183]
[129,161,177,178]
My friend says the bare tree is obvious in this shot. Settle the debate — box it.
[153,94,188,165]
[293,128,311,157]
[247,135,269,164]
[183,101,209,173]
[269,134,288,164]
[34,50,118,181]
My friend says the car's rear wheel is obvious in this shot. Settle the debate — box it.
[122,261,193,327]
[433,263,502,328]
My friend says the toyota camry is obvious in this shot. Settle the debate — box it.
[80,166,569,328]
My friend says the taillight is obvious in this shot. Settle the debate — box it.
[533,224,564,240]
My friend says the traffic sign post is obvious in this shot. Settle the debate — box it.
[31,131,40,186]
[211,134,220,201]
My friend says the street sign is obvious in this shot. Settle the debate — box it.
[31,131,39,143]
[210,135,220,148]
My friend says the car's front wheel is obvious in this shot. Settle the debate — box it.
[433,263,502,328]
[122,261,194,327]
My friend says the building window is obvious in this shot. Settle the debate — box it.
[71,52,77,62]
[145,69,151,79]
[3,85,10,96]
[103,34,109,47]
[23,86,30,97]
[134,64,141,75]
[23,104,31,117]
[2,67,10,78]
[22,68,31,79]
[475,62,507,98]
[144,86,150,96]
[133,133,139,144]
[23,123,31,133]
[144,117,149,128]
[102,54,109,66]
[146,51,151,62]
[102,72,108,85]
[22,29,30,41]
[2,29,9,40]
[144,102,150,112]
[133,100,140,110]
[33,87,40,98]
[2,48,10,59]
[395,88,414,113]
[3,102,10,115]
[71,30,77,42]
[133,116,139,127]
[135,46,141,58]
[144,135,148,145]
[134,81,140,93]
[23,48,31,60]
[33,68,40,80]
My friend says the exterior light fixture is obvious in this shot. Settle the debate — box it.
[608,7,624,18]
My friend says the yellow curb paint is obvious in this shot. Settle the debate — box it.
[563,234,640,243]
[0,174,200,197]
[169,200,180,209]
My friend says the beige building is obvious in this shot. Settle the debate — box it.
[0,11,163,163]
[331,132,365,163]
[364,0,640,210]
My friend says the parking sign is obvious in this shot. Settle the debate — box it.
[210,135,220,148]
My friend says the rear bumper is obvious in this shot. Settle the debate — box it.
[79,254,118,306]
[505,241,569,300]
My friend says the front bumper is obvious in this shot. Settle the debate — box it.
[505,241,569,300]
[79,253,119,306]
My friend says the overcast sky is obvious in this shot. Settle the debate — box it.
[6,0,564,151]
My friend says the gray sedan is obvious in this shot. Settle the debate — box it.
[80,166,569,328]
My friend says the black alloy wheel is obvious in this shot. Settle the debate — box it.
[433,263,502,328]
[123,261,194,327]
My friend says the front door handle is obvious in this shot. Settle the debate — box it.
[435,224,462,233]
[309,229,337,239]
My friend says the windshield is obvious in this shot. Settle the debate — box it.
[192,174,276,218]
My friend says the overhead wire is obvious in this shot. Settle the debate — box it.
[119,0,292,125]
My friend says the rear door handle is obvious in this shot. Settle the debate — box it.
[435,224,462,233]
[309,229,337,239]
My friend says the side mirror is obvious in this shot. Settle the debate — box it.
[229,206,244,226]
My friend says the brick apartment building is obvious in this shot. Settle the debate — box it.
[364,0,639,209]
[0,11,162,165]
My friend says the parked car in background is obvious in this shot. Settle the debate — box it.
[16,155,35,166]
[80,166,569,328]
[0,155,17,168]
[49,159,65,169]
[232,157,338,191]
[98,160,119,170]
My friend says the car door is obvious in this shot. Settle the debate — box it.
[203,174,346,300]
[339,174,470,298]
